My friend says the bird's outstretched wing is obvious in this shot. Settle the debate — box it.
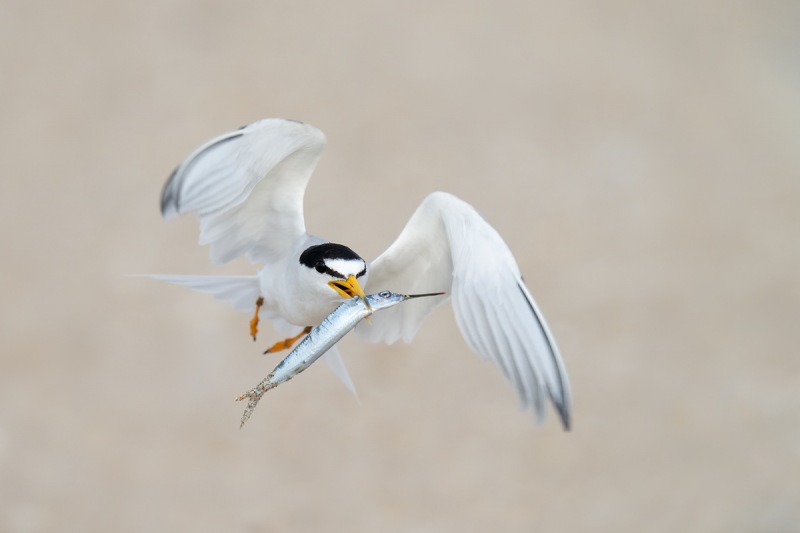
[358,192,571,428]
[161,119,325,264]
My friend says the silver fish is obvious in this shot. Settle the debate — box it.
[236,290,443,427]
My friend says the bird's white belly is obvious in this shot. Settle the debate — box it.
[271,295,340,327]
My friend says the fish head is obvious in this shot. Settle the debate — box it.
[364,291,407,311]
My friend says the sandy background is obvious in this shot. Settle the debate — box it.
[1,1,799,532]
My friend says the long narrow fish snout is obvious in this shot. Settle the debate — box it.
[406,292,447,299]
[364,290,445,312]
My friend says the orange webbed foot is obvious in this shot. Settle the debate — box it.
[263,326,312,354]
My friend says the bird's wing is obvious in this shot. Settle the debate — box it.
[161,119,325,264]
[357,192,570,427]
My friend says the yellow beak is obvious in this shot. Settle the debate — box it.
[328,275,372,311]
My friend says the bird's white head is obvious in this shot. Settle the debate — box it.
[298,243,369,303]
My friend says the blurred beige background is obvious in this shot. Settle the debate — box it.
[1,1,798,532]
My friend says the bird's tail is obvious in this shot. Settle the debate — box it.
[148,274,261,313]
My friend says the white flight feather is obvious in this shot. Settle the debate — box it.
[161,119,325,264]
[357,192,570,426]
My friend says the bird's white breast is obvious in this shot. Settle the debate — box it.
[258,239,346,327]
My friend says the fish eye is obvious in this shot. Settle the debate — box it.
[378,291,391,298]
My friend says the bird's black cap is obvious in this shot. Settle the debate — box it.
[299,243,366,278]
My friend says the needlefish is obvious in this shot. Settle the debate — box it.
[236,290,444,427]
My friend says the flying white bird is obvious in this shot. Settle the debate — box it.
[155,118,571,428]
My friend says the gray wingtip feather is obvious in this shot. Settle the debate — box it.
[550,392,572,431]
[160,166,180,218]
[516,281,572,431]
[159,127,248,220]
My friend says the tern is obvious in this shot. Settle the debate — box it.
[155,118,571,428]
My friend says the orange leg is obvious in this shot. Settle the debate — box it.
[263,326,313,354]
[249,297,264,341]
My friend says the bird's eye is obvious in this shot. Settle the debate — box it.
[315,262,326,274]
[378,291,391,298]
